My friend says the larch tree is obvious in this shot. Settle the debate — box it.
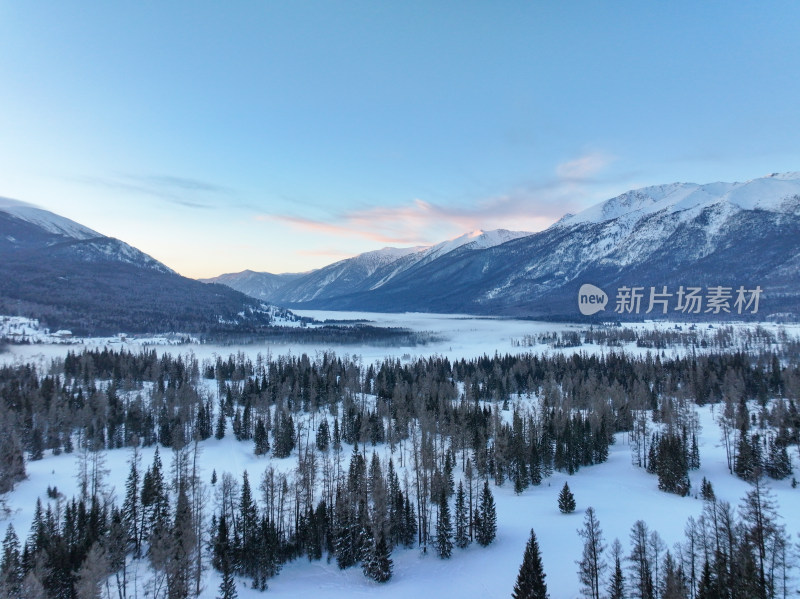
[577,507,606,599]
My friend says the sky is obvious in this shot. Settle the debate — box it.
[2,2,800,279]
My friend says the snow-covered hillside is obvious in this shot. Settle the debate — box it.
[0,197,100,240]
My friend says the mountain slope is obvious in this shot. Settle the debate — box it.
[0,199,277,334]
[206,229,531,304]
[220,174,800,319]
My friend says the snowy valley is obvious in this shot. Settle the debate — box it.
[1,316,799,599]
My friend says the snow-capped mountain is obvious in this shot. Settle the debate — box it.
[0,199,276,334]
[0,197,174,274]
[210,174,800,318]
[205,229,531,304]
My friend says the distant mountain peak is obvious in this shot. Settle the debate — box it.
[557,173,800,229]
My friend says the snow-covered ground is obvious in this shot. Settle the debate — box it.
[1,312,799,598]
[3,311,798,370]
[3,400,797,598]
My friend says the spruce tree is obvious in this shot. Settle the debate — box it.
[435,489,453,559]
[558,481,576,514]
[475,480,497,547]
[253,418,269,456]
[512,528,549,599]
[454,481,470,549]
[700,477,715,502]
[122,450,141,556]
[363,531,393,583]
[215,400,226,440]
[607,539,625,599]
[0,524,22,598]
[217,564,238,599]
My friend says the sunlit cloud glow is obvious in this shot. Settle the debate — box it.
[256,153,619,248]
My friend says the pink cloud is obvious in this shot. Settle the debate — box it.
[256,152,618,246]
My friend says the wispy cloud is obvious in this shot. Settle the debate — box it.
[555,152,615,181]
[71,173,237,209]
[259,151,621,245]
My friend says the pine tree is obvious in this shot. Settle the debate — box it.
[316,419,330,452]
[212,513,230,572]
[402,495,417,548]
[607,539,625,599]
[237,471,259,580]
[475,480,497,547]
[0,524,22,598]
[363,531,393,583]
[215,400,226,440]
[454,481,470,549]
[700,477,715,502]
[696,560,719,599]
[166,485,195,599]
[435,489,453,559]
[253,418,269,456]
[765,436,792,480]
[512,528,549,599]
[558,481,576,514]
[217,564,237,599]
[122,449,141,556]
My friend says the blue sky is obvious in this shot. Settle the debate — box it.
[2,2,799,278]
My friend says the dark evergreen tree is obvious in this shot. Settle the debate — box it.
[122,450,141,556]
[236,471,259,582]
[454,481,470,549]
[212,513,231,572]
[365,531,393,583]
[700,477,715,502]
[475,480,497,547]
[253,418,269,456]
[402,495,417,548]
[656,433,690,496]
[316,419,330,452]
[607,539,625,599]
[435,489,453,559]
[217,563,237,599]
[215,400,226,440]
[141,447,169,542]
[512,528,549,599]
[0,524,22,598]
[733,425,759,482]
[696,560,719,599]
[558,481,576,514]
[166,486,195,599]
[764,436,792,480]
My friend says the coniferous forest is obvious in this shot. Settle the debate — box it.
[0,342,798,598]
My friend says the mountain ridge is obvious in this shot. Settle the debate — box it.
[207,173,800,319]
